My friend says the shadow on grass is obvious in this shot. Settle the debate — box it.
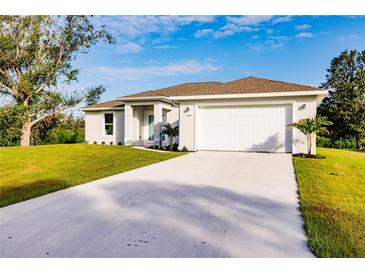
[0,179,71,207]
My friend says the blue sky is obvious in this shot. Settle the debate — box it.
[73,16,365,102]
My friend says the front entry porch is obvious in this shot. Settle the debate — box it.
[124,101,174,147]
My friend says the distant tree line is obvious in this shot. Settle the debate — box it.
[318,49,365,150]
[0,104,85,146]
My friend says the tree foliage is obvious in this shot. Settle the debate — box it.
[289,117,332,155]
[318,49,365,149]
[0,104,24,146]
[44,115,85,145]
[160,123,179,151]
[0,16,113,146]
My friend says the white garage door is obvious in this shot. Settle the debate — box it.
[197,105,292,152]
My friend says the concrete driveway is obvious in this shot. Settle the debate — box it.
[0,151,312,257]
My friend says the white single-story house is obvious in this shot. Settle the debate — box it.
[81,76,327,154]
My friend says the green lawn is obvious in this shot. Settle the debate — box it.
[0,144,185,207]
[293,147,365,257]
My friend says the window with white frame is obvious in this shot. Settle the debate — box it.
[104,113,114,135]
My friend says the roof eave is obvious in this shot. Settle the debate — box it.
[80,107,125,112]
[117,96,172,103]
[169,90,328,101]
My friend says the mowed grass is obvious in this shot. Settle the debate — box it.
[0,144,185,207]
[293,148,365,257]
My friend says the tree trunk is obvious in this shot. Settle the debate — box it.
[20,121,32,147]
[306,134,312,156]
[355,135,362,150]
[170,136,173,151]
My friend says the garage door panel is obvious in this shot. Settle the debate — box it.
[198,105,292,152]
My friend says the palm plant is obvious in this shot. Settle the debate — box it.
[160,123,179,151]
[288,116,333,155]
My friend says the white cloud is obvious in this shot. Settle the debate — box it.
[93,16,216,54]
[213,27,255,39]
[166,16,215,25]
[295,24,312,30]
[194,16,294,40]
[93,16,215,39]
[271,35,289,41]
[272,16,293,24]
[337,34,361,40]
[295,32,313,39]
[92,59,220,80]
[225,16,273,26]
[151,36,172,45]
[195,16,266,39]
[153,45,178,50]
[216,16,270,38]
[221,23,255,32]
[194,29,214,38]
[116,42,143,54]
[247,40,284,51]
[212,29,237,39]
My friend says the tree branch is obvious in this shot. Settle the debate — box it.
[30,106,69,127]
[34,45,64,95]
[0,69,20,99]
[0,82,18,98]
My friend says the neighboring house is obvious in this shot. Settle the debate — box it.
[81,76,327,154]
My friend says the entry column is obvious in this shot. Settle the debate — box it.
[153,102,163,147]
[124,103,134,145]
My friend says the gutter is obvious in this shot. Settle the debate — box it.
[117,96,172,103]
[80,107,125,112]
[169,90,329,101]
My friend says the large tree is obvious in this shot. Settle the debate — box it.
[319,49,365,149]
[0,16,113,146]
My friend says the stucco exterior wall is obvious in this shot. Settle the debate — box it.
[167,106,179,126]
[85,110,124,145]
[178,102,196,151]
[177,95,319,154]
[133,106,144,146]
[115,111,125,145]
[292,97,317,154]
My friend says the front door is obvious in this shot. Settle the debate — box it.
[148,114,154,141]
